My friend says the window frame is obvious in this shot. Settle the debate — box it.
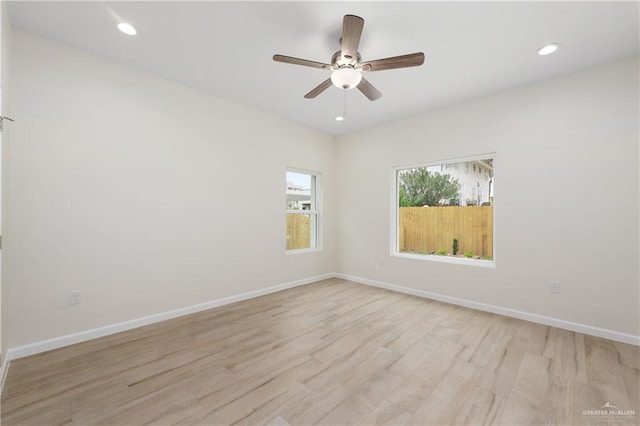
[390,153,496,268]
[286,167,322,254]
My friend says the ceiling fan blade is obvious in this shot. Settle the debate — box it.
[361,52,425,72]
[357,77,382,101]
[341,15,364,60]
[273,54,332,70]
[304,78,333,99]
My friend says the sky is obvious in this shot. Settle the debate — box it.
[286,171,311,189]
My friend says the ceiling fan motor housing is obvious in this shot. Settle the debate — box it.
[331,50,362,69]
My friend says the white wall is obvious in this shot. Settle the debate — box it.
[0,1,12,370]
[6,31,639,352]
[7,31,337,348]
[336,57,639,337]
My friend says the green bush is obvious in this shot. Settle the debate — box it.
[464,251,474,258]
[436,248,447,255]
[452,239,459,256]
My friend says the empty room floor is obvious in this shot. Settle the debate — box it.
[2,278,638,425]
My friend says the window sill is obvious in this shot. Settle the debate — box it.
[286,247,322,255]
[392,252,495,268]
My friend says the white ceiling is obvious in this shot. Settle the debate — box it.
[7,1,639,136]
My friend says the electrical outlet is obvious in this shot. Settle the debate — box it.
[549,281,560,294]
[69,290,81,305]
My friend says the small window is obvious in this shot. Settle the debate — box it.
[286,169,321,252]
[393,155,495,266]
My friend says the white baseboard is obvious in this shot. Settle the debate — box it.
[6,273,334,361]
[335,273,640,347]
[0,353,10,391]
[5,271,638,371]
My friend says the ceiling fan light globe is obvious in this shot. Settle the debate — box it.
[331,68,362,90]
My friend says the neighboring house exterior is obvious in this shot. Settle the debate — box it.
[428,160,494,206]
[286,181,311,210]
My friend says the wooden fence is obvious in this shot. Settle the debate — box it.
[286,214,310,250]
[399,206,493,258]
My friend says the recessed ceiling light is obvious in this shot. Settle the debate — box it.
[538,43,560,56]
[117,22,137,36]
[335,115,345,122]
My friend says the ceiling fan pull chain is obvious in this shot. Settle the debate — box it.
[343,90,347,120]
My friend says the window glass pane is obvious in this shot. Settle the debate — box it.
[397,158,494,262]
[286,171,313,210]
[286,213,316,250]
[286,169,319,251]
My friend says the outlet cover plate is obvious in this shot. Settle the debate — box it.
[69,290,81,305]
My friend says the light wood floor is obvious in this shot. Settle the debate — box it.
[2,278,638,425]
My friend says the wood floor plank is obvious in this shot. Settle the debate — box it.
[87,385,200,425]
[612,341,640,369]
[2,345,162,415]
[193,353,314,411]
[192,358,321,425]
[406,360,482,425]
[387,334,443,377]
[452,386,506,425]
[456,310,496,347]
[304,332,397,392]
[70,377,134,423]
[552,328,587,384]
[515,320,557,358]
[619,365,640,412]
[500,352,553,425]
[226,382,312,426]
[358,400,411,426]
[460,317,517,368]
[477,336,528,398]
[283,346,400,425]
[428,305,477,343]
[265,415,291,426]
[384,319,432,353]
[317,367,405,425]
[584,335,634,412]
[2,278,638,426]
[1,392,72,426]
[545,373,590,426]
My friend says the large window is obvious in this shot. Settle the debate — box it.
[392,155,495,266]
[286,169,320,252]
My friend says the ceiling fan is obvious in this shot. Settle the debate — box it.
[273,14,425,101]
